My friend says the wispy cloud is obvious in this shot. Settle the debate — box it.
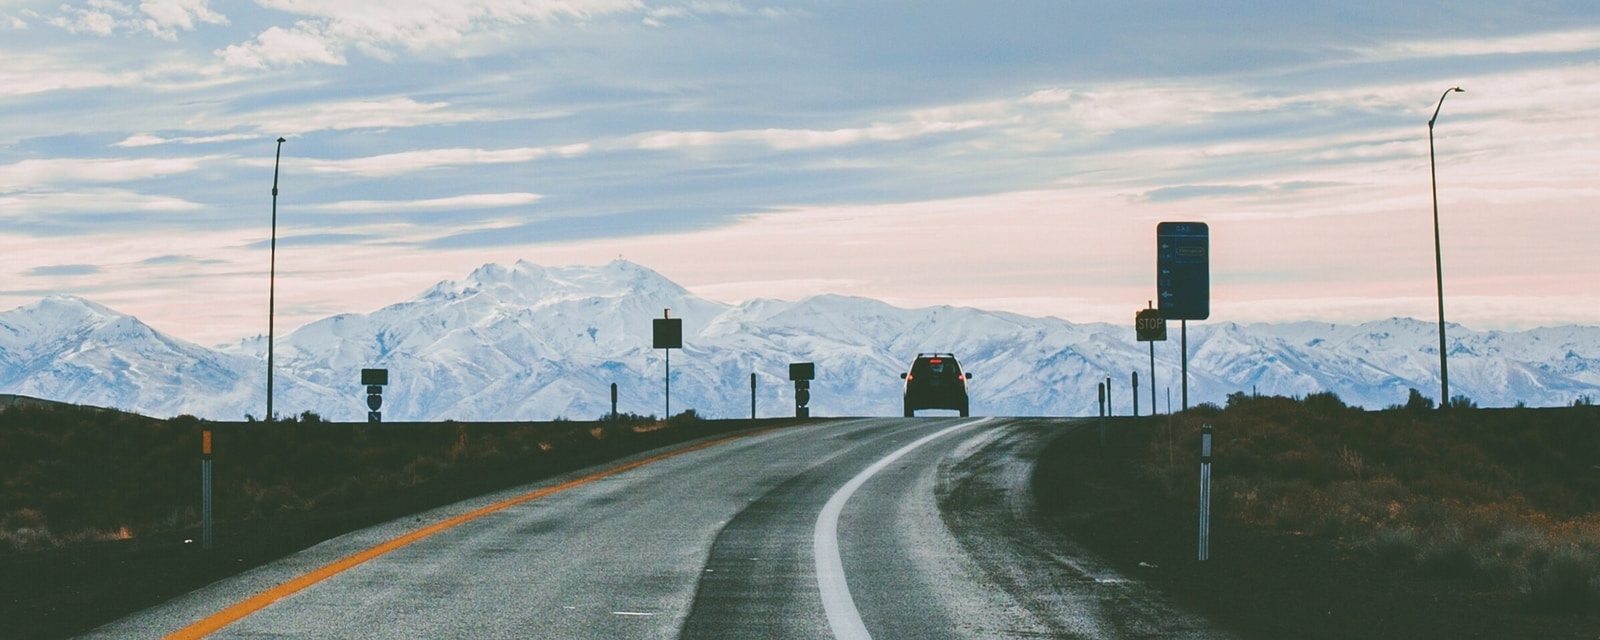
[191,97,509,135]
[47,0,227,40]
[267,144,590,177]
[214,0,642,70]
[113,132,258,147]
[317,192,544,213]
[0,156,217,190]
[637,119,991,151]
[26,263,102,277]
[0,189,204,216]
[1358,27,1600,60]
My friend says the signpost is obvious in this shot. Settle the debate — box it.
[1136,303,1166,415]
[653,310,682,418]
[789,362,814,418]
[1158,222,1210,411]
[362,368,388,422]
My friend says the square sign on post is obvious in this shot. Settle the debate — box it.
[1157,222,1210,320]
[788,362,815,381]
[652,318,682,349]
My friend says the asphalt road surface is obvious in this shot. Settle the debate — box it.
[87,418,1230,639]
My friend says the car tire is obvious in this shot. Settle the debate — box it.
[959,401,969,418]
[904,403,914,418]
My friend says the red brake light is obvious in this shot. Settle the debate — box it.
[928,358,943,364]
[905,374,914,381]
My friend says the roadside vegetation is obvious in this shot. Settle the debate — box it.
[1141,394,1600,614]
[0,403,714,553]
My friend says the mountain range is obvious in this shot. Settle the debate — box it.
[1,260,1596,420]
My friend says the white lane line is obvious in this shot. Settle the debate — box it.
[611,611,655,616]
[813,418,991,640]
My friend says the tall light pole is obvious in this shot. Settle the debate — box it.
[267,137,285,423]
[1428,87,1463,409]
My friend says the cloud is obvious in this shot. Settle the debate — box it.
[317,192,544,213]
[26,264,102,277]
[1359,28,1600,60]
[0,156,217,190]
[139,254,223,266]
[274,144,590,177]
[0,189,204,217]
[0,52,137,97]
[194,97,507,135]
[215,0,642,70]
[112,132,258,147]
[46,0,227,40]
[636,119,991,151]
[214,22,346,69]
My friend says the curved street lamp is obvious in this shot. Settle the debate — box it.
[1428,87,1463,409]
[267,136,286,423]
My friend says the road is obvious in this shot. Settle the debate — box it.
[87,418,1230,639]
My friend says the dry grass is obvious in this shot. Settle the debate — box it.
[1140,396,1600,614]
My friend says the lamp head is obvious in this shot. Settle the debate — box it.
[276,137,286,143]
[1452,87,1464,93]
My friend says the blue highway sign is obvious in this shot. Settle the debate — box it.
[1157,222,1210,320]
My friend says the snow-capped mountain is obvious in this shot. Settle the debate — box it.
[2,260,1597,420]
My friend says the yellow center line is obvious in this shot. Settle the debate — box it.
[165,427,780,640]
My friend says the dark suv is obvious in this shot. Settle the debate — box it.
[900,353,971,417]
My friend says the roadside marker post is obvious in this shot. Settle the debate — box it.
[1105,376,1113,417]
[201,429,214,551]
[610,382,619,421]
[1199,423,1213,562]
[1097,382,1106,447]
[750,373,757,419]
[1133,371,1140,417]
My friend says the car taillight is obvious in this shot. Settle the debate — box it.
[905,374,914,381]
[928,358,943,364]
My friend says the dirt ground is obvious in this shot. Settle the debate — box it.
[1031,423,1600,640]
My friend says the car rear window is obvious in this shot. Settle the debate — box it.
[912,358,960,376]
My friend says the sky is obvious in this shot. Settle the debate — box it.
[2,0,1598,345]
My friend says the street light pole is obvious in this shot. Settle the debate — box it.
[1428,87,1463,410]
[267,137,285,423]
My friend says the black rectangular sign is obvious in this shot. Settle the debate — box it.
[1136,308,1167,342]
[789,362,815,381]
[360,368,388,386]
[652,318,683,349]
[1157,222,1210,320]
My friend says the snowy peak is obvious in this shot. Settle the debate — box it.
[423,259,691,307]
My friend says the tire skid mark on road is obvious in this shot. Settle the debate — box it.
[162,426,784,640]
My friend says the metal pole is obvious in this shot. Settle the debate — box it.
[1106,376,1113,417]
[751,372,757,419]
[1133,371,1140,418]
[1098,382,1106,446]
[266,136,285,423]
[610,382,618,420]
[1199,423,1212,561]
[1429,87,1462,410]
[665,347,671,419]
[1149,341,1158,416]
[1181,320,1189,411]
[201,429,213,550]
